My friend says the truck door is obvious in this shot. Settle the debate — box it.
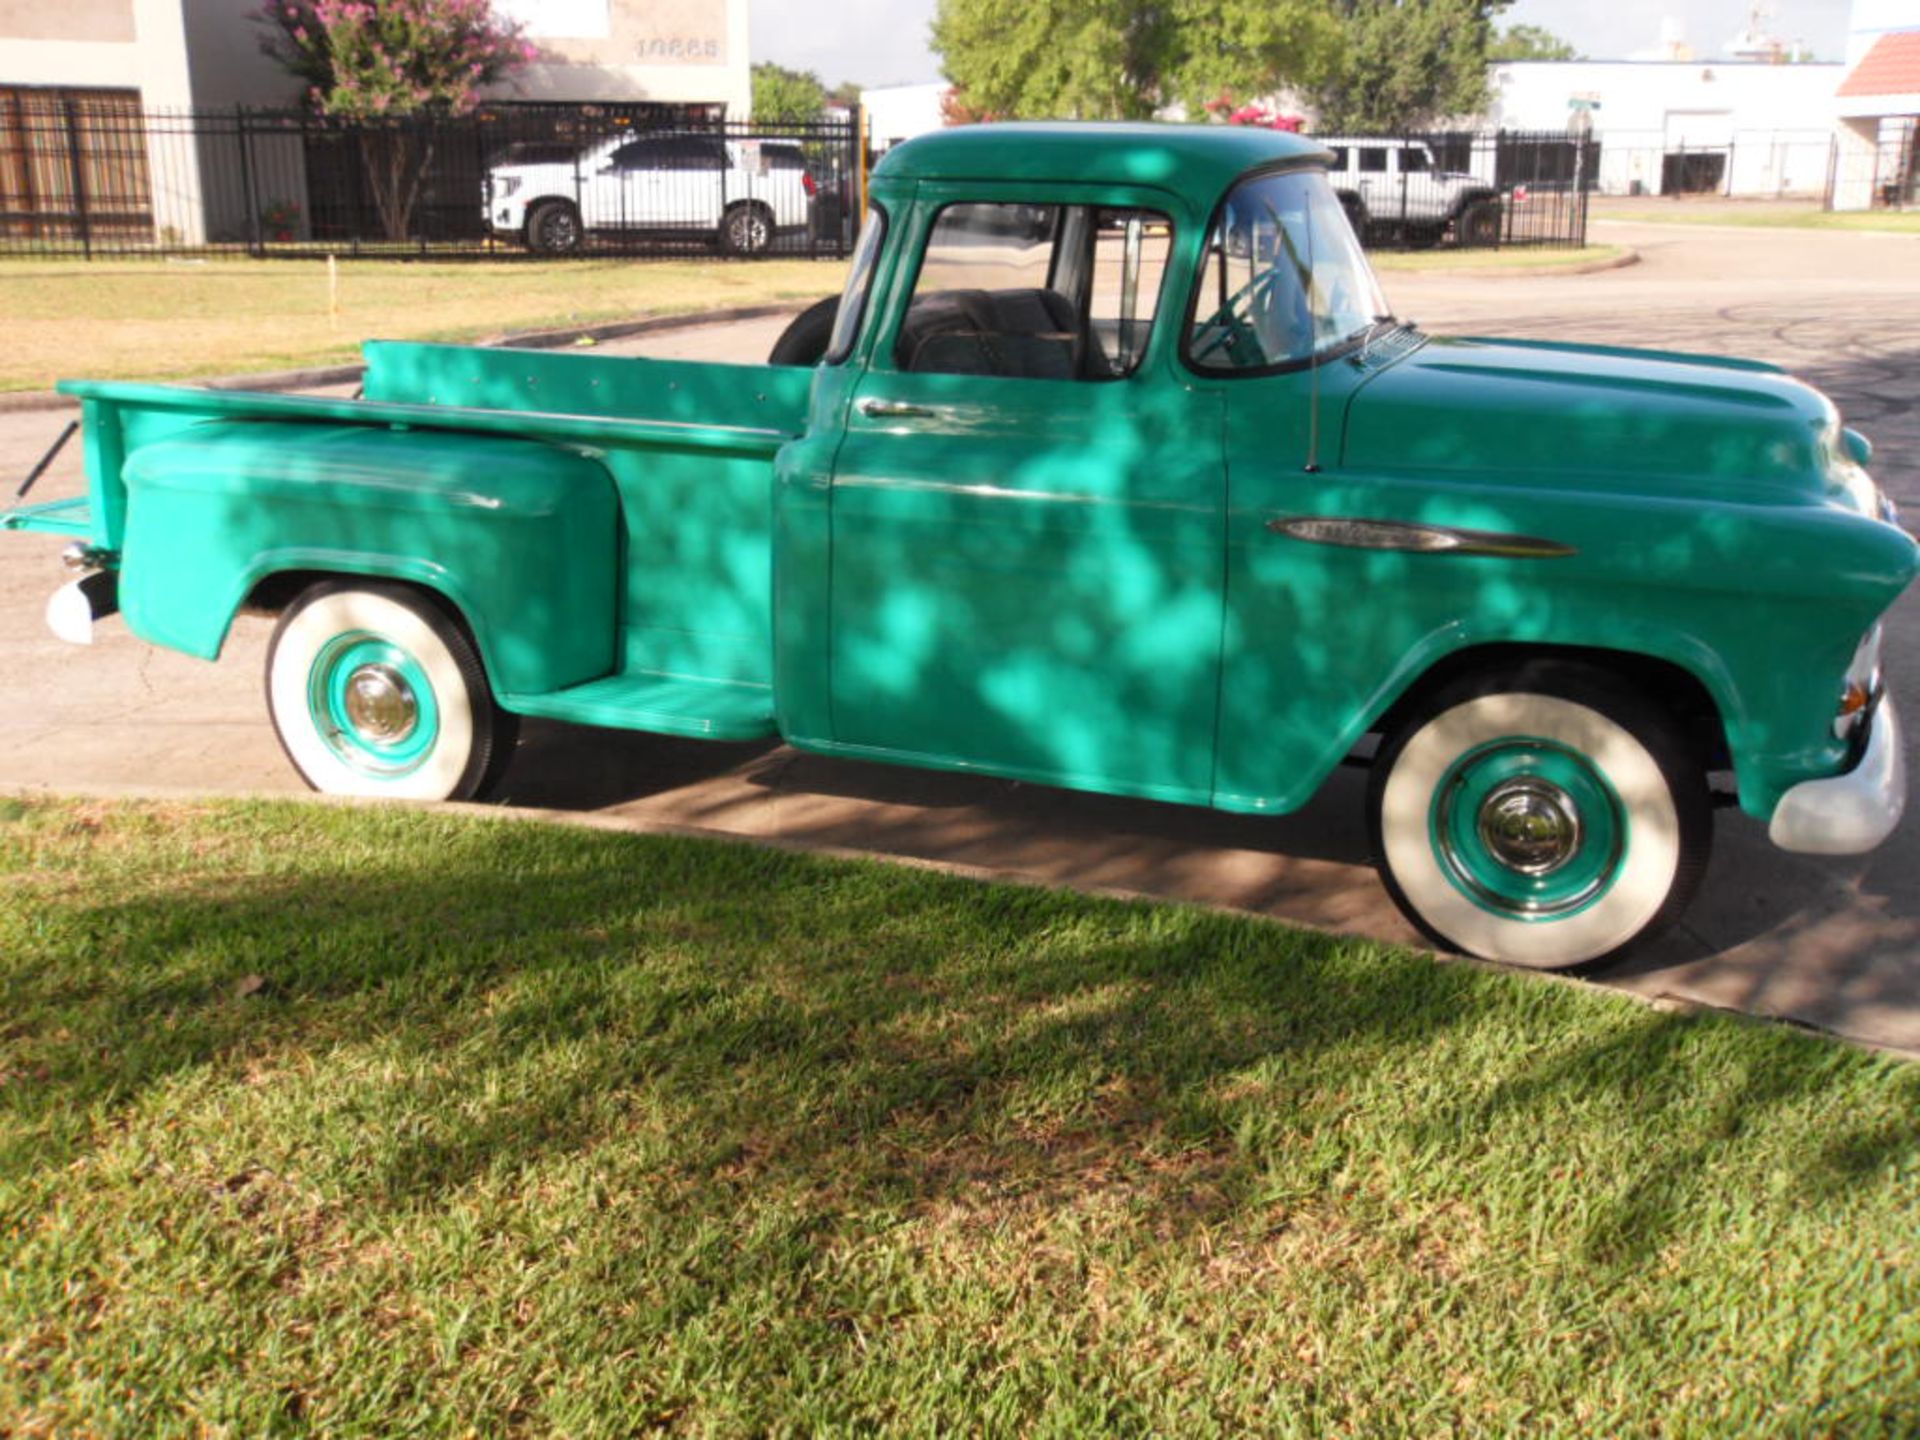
[826,189,1227,803]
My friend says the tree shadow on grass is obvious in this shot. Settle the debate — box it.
[6,804,1919,1287]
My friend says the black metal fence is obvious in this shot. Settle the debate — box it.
[0,91,861,260]
[1,95,1598,260]
[1313,130,1597,250]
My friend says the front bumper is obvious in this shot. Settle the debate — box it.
[1769,697,1907,854]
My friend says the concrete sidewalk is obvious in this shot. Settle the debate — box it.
[4,222,1919,1056]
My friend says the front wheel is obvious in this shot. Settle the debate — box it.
[266,582,517,802]
[1368,664,1711,969]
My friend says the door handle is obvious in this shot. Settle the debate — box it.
[858,398,935,420]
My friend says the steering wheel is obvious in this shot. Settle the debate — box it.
[1191,265,1314,369]
[1191,268,1277,367]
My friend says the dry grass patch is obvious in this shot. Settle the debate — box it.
[0,257,843,392]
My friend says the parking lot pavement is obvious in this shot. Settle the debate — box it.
[4,221,1919,1054]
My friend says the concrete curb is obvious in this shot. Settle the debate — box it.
[0,299,815,416]
[1383,246,1640,280]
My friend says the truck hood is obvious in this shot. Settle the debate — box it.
[1343,334,1837,501]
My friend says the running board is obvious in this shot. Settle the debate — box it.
[501,671,776,740]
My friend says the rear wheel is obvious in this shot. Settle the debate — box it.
[266,581,517,802]
[1368,663,1711,969]
[1458,198,1502,247]
[720,202,774,255]
[526,199,582,255]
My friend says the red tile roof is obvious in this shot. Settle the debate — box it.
[1839,31,1920,98]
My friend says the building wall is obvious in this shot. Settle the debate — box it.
[859,82,948,152]
[489,0,749,117]
[0,0,194,107]
[1488,59,1844,196]
[181,0,304,110]
[0,0,136,44]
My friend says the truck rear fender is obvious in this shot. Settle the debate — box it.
[114,421,620,699]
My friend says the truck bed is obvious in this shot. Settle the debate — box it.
[18,342,818,740]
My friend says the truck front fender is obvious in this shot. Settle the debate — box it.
[117,421,619,698]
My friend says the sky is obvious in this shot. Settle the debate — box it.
[746,0,1858,91]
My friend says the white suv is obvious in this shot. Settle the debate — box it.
[485,133,815,255]
[1318,139,1503,247]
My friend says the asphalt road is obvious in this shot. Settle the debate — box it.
[5,218,1919,1054]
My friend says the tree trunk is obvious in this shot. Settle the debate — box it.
[356,126,438,243]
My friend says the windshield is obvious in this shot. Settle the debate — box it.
[1187,169,1391,372]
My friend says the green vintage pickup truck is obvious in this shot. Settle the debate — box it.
[5,123,1913,969]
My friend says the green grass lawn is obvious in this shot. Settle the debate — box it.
[0,257,844,394]
[4,798,1918,1435]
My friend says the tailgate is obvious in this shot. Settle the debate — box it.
[0,495,92,538]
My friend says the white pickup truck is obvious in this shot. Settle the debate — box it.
[485,132,814,255]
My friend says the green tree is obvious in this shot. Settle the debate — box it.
[931,0,1339,122]
[1309,0,1508,133]
[1489,22,1579,61]
[753,62,829,124]
[256,0,531,241]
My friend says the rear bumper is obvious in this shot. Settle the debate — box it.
[1769,697,1907,854]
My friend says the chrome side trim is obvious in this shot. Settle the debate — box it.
[1267,515,1577,559]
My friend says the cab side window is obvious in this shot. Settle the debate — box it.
[1358,148,1388,174]
[895,201,1171,381]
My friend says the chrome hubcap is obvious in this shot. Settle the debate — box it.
[343,663,418,744]
[1476,778,1582,876]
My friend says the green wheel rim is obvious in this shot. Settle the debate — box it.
[307,631,440,778]
[1429,737,1626,922]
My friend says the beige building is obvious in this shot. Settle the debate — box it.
[494,0,749,117]
[0,0,747,245]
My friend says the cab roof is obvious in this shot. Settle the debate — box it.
[870,122,1331,199]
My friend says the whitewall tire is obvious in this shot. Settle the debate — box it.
[1368,664,1711,969]
[266,582,515,802]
